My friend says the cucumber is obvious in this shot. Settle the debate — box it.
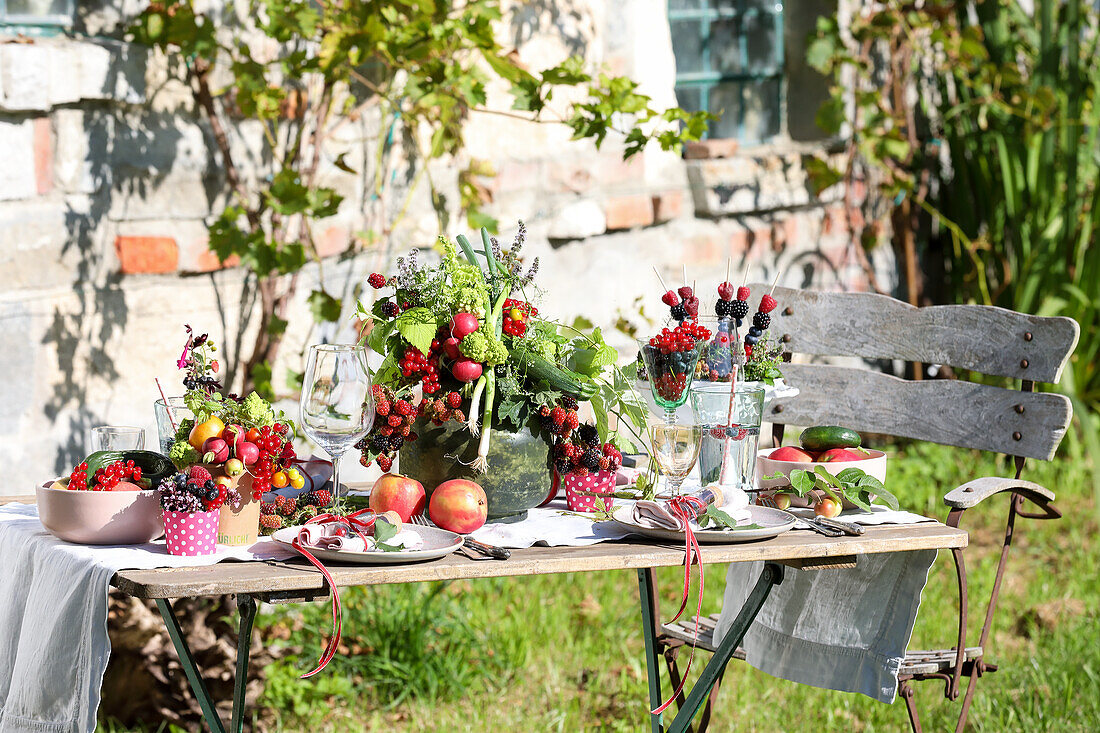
[514,348,597,400]
[799,426,862,452]
[84,450,176,490]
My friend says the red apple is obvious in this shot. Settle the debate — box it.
[769,446,815,462]
[815,497,843,518]
[429,479,488,534]
[369,473,426,523]
[818,448,868,462]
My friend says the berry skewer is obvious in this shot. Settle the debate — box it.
[654,267,682,320]
[744,272,780,349]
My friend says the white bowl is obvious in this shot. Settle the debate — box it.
[36,480,164,545]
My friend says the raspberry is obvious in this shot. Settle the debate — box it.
[718,281,735,300]
[377,455,393,472]
[677,285,693,299]
[372,384,386,401]
[759,294,778,314]
[550,406,566,426]
[380,301,400,318]
[275,495,298,516]
[661,290,680,307]
[394,399,414,416]
[737,286,751,301]
[368,273,386,289]
[188,466,212,484]
[445,392,462,409]
[376,398,391,416]
[563,412,580,432]
[450,409,465,422]
[260,514,285,530]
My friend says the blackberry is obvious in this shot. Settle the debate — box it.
[553,458,570,475]
[581,448,601,471]
[752,312,771,330]
[561,395,579,411]
[715,299,733,318]
[578,423,600,448]
[380,301,400,318]
[670,303,687,321]
[731,300,749,320]
[540,414,556,433]
[389,435,405,451]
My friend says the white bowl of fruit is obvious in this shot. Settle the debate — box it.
[756,426,887,514]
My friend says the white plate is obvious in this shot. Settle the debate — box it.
[272,525,463,564]
[611,505,796,544]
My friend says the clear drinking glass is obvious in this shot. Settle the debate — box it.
[648,419,702,497]
[89,426,145,453]
[299,344,375,502]
[691,383,765,492]
[638,338,704,423]
[154,397,192,454]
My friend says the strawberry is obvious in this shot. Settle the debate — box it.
[759,294,778,314]
[717,281,735,300]
[737,286,751,301]
[661,290,680,307]
[677,285,693,299]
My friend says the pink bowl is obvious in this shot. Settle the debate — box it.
[35,481,165,545]
[563,470,616,513]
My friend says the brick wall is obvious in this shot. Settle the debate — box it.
[0,0,895,492]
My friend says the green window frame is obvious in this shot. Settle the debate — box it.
[0,0,74,35]
[668,0,785,144]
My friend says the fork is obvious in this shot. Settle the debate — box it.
[410,514,511,560]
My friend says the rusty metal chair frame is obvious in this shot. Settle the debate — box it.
[647,287,1078,733]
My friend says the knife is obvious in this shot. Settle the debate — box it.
[813,516,864,536]
[463,536,511,560]
[795,518,843,537]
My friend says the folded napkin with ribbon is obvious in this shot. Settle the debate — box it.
[631,485,751,531]
[296,520,423,552]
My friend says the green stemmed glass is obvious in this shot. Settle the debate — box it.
[638,338,703,423]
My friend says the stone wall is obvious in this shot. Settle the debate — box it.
[0,0,895,493]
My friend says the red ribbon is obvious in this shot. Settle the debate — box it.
[651,495,707,716]
[290,507,378,677]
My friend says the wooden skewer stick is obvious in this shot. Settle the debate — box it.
[682,264,688,289]
[725,258,730,284]
[768,270,781,297]
[653,266,670,293]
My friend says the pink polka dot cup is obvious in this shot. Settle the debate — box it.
[163,509,220,556]
[563,470,616,513]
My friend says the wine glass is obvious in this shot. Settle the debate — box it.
[299,344,375,502]
[638,338,704,423]
[647,418,702,497]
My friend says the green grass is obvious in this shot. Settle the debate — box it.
[106,441,1100,731]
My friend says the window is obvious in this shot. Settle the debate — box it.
[668,0,784,144]
[0,0,74,32]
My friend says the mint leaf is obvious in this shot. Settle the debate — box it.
[373,518,399,544]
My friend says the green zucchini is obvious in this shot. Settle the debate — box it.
[84,450,176,490]
[515,348,597,400]
[798,426,862,452]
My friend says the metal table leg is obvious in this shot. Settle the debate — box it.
[155,595,258,733]
[232,595,258,733]
[638,569,664,733]
[638,562,785,733]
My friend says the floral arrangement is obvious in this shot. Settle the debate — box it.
[159,466,242,513]
[357,223,645,473]
[165,327,301,501]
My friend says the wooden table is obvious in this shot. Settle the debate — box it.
[3,495,967,732]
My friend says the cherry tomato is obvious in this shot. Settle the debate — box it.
[288,469,305,490]
[271,471,288,489]
[508,307,526,322]
[246,427,262,443]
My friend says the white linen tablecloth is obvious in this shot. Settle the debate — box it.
[0,503,296,733]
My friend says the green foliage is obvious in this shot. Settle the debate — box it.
[807,0,1100,503]
[129,0,709,397]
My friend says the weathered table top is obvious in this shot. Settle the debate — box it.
[1,494,967,602]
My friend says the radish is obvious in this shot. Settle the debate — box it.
[202,437,230,464]
[449,312,479,339]
[222,423,247,454]
[237,441,260,466]
[451,358,483,383]
[441,336,461,359]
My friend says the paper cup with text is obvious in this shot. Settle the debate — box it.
[214,471,260,546]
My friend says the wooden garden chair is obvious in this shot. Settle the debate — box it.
[648,287,1078,733]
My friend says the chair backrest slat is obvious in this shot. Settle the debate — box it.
[753,285,1080,383]
[770,363,1073,460]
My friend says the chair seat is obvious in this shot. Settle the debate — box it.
[900,646,983,676]
[662,615,981,678]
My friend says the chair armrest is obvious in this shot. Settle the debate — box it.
[944,476,1056,509]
